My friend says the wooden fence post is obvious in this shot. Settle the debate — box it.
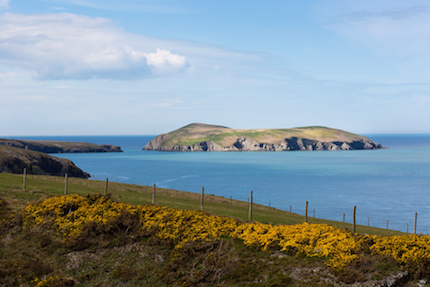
[313,209,315,218]
[200,186,204,210]
[343,213,345,223]
[386,220,389,230]
[305,201,308,223]
[64,173,68,195]
[23,168,27,190]
[414,212,417,235]
[368,217,370,227]
[407,223,409,234]
[104,178,109,195]
[248,190,253,222]
[353,206,356,233]
[290,205,292,213]
[152,184,156,205]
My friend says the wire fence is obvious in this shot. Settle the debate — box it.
[22,169,423,235]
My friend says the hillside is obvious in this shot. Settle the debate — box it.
[0,138,122,153]
[143,123,383,151]
[0,174,426,286]
[0,145,89,178]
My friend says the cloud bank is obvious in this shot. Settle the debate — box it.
[0,13,188,80]
[0,0,8,9]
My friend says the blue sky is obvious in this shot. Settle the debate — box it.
[1,0,430,135]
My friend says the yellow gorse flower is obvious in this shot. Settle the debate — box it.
[232,222,363,268]
[370,234,430,265]
[22,194,430,271]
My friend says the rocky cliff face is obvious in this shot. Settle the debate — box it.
[0,139,122,153]
[0,146,89,178]
[143,123,384,152]
[144,136,382,151]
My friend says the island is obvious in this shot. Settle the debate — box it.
[143,123,384,151]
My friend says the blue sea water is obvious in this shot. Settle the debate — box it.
[13,134,430,234]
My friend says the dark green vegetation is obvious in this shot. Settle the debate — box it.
[0,146,89,178]
[0,138,122,178]
[0,138,122,153]
[2,173,425,286]
[144,123,383,151]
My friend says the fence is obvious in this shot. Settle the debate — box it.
[21,170,421,234]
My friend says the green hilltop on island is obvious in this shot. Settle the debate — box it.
[143,123,384,152]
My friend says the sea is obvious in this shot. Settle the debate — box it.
[12,134,430,234]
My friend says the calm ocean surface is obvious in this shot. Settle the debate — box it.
[16,134,430,234]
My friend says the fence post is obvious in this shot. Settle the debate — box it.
[386,220,389,230]
[305,201,308,223]
[343,213,345,223]
[248,190,253,222]
[104,178,109,195]
[200,186,204,210]
[313,209,315,218]
[23,168,27,190]
[407,223,409,234]
[64,173,68,195]
[368,217,370,227]
[353,206,356,233]
[414,212,417,235]
[152,184,156,205]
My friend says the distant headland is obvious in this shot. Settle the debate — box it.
[143,123,384,152]
[0,139,122,153]
[0,139,122,178]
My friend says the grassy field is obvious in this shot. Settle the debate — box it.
[3,172,429,286]
[0,173,402,236]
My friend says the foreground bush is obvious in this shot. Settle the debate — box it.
[14,194,430,284]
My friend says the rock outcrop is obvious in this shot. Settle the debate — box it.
[0,146,90,178]
[0,139,122,153]
[143,123,384,152]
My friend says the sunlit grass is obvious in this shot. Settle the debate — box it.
[0,173,402,236]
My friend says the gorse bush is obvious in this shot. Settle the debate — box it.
[23,194,240,249]
[22,194,430,280]
[232,222,364,269]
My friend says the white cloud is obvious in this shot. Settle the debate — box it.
[144,49,187,75]
[0,13,189,80]
[0,0,9,9]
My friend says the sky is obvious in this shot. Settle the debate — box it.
[1,0,430,135]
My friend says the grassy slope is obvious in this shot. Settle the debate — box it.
[0,173,402,236]
[0,146,88,178]
[2,173,423,286]
[160,123,369,147]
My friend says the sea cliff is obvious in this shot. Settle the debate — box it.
[143,123,383,152]
[0,138,123,178]
[0,139,122,153]
[0,145,89,178]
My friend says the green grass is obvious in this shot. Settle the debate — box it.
[2,172,426,286]
[0,173,403,236]
[159,124,369,148]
